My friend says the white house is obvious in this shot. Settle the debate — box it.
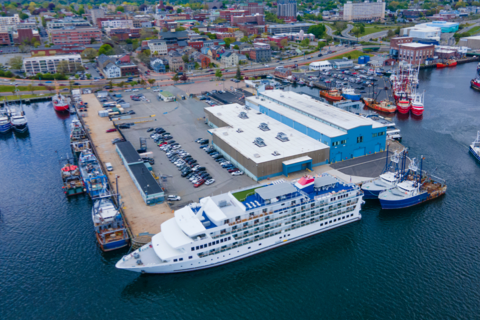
[221,51,239,68]
[147,39,168,55]
[103,63,121,78]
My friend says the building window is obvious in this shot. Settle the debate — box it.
[357,136,363,143]
[341,140,347,144]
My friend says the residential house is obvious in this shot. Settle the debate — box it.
[150,57,166,73]
[104,62,122,78]
[97,54,115,69]
[147,39,168,55]
[221,51,239,67]
[208,45,225,60]
[168,56,185,72]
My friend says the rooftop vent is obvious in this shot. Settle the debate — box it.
[276,132,289,142]
[237,128,243,133]
[253,137,266,147]
[254,153,261,158]
[239,112,248,119]
[272,151,281,156]
[258,123,270,131]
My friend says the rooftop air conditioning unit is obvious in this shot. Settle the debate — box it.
[272,151,281,156]
[258,123,270,131]
[253,137,266,147]
[237,128,243,133]
[239,112,248,119]
[276,132,289,142]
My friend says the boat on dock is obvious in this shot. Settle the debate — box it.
[116,174,364,273]
[0,107,11,133]
[341,87,361,101]
[78,149,108,198]
[362,148,407,199]
[10,107,28,133]
[471,64,480,92]
[378,157,447,209]
[437,59,457,68]
[368,99,397,113]
[320,89,344,102]
[92,196,130,251]
[410,90,424,116]
[70,119,91,158]
[396,94,411,114]
[469,131,480,162]
[61,163,85,196]
[52,80,70,112]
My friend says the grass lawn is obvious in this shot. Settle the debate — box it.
[326,50,372,61]
[357,25,397,37]
[232,186,264,202]
[3,93,54,101]
[466,26,480,36]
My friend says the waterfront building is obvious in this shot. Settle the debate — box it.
[23,54,83,76]
[246,90,387,163]
[116,141,164,205]
[415,21,459,33]
[343,0,385,21]
[400,26,441,43]
[459,35,480,50]
[397,43,435,64]
[205,103,330,181]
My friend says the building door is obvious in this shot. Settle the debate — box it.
[335,152,342,162]
[353,148,365,158]
[375,144,380,153]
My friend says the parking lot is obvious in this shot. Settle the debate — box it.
[83,62,103,80]
[115,86,255,207]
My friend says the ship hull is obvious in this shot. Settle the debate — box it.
[367,104,396,113]
[380,189,446,209]
[53,103,69,112]
[471,80,480,92]
[0,123,11,133]
[12,123,28,133]
[117,210,362,273]
[362,189,381,199]
[396,102,411,114]
[320,91,343,102]
[469,146,480,162]
[411,106,424,116]
[342,93,361,101]
[65,186,85,196]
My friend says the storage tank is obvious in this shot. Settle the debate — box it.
[363,55,370,63]
[358,56,365,64]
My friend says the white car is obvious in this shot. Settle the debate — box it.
[231,171,244,176]
[125,89,132,92]
[172,145,181,150]
[264,64,270,67]
[205,179,215,185]
[132,89,139,92]
[167,195,181,201]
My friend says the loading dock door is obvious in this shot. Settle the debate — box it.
[353,148,365,158]
[335,153,342,162]
[375,144,380,153]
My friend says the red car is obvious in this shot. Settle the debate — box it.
[158,142,167,146]
[228,168,239,173]
[106,128,117,133]
[194,179,205,188]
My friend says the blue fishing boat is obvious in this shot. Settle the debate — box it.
[0,108,11,133]
[341,87,362,101]
[361,147,407,199]
[378,157,447,209]
[92,196,130,251]
[469,131,480,162]
[78,149,108,198]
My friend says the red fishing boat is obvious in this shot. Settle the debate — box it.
[396,95,411,114]
[410,91,424,116]
[437,59,457,68]
[471,78,480,92]
[52,80,69,112]
[367,99,397,113]
[320,89,344,102]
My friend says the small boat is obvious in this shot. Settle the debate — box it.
[362,148,407,199]
[411,90,424,116]
[469,131,480,162]
[0,108,11,133]
[471,78,480,92]
[70,119,90,158]
[341,87,361,101]
[362,97,376,108]
[437,59,457,68]
[369,99,397,113]
[10,109,28,133]
[396,94,411,114]
[320,89,344,102]
[378,157,447,209]
[52,80,70,112]
[92,196,130,251]
[61,163,85,196]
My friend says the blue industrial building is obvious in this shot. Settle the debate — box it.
[246,90,387,163]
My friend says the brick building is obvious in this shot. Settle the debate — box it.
[31,44,102,56]
[14,29,41,44]
[106,28,141,40]
[119,64,139,76]
[397,43,434,64]
[0,32,11,45]
[389,36,412,58]
[249,47,271,62]
[187,41,204,50]
[220,10,248,22]
[247,3,264,15]
[49,27,102,45]
[231,14,265,27]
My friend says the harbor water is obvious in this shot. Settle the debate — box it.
[1,63,480,319]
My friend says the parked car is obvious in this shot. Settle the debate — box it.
[111,138,125,144]
[106,128,117,133]
[231,171,244,176]
[167,195,181,201]
[205,179,215,185]
[194,180,205,188]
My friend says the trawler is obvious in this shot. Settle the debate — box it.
[116,174,364,273]
[92,196,130,251]
[78,149,108,198]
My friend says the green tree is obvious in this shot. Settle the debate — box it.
[41,16,46,27]
[19,13,29,20]
[81,48,98,60]
[172,73,180,83]
[75,74,79,79]
[280,38,288,48]
[56,60,70,75]
[9,56,23,70]
[182,54,189,63]
[86,73,91,79]
[235,66,241,80]
[297,15,303,22]
[307,24,326,39]
[116,6,124,12]
[98,44,114,56]
[27,83,34,95]
[176,8,182,13]
[233,44,240,50]
[148,79,156,86]
[215,69,222,79]
[300,38,310,47]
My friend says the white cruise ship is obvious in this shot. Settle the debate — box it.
[116,174,364,274]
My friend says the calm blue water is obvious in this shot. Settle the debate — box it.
[1,63,480,319]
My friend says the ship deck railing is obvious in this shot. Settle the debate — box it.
[214,200,358,239]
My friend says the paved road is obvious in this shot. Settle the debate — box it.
[341,24,355,39]
[331,151,388,177]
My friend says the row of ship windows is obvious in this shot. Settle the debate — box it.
[191,236,232,251]
[199,213,356,259]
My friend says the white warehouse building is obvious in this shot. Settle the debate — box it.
[400,26,441,42]
[343,0,385,21]
[309,61,332,71]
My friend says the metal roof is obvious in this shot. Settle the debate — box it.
[314,175,338,188]
[255,182,297,200]
[129,163,163,195]
[116,141,143,164]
